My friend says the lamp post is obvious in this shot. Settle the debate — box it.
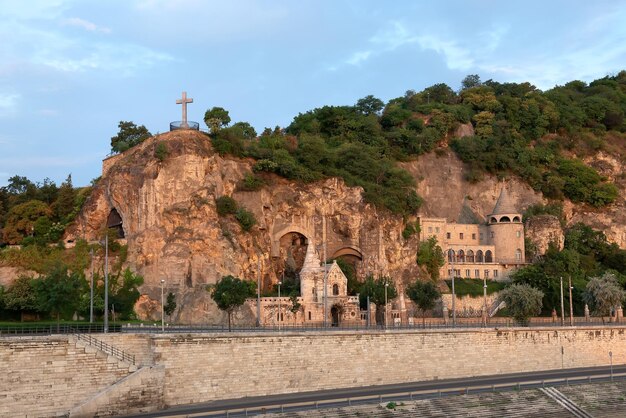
[483,276,488,327]
[569,276,574,327]
[450,249,456,327]
[384,280,389,329]
[104,234,109,333]
[560,276,565,326]
[160,279,165,332]
[278,280,282,331]
[256,259,261,327]
[89,248,94,324]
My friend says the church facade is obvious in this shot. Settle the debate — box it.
[419,187,527,281]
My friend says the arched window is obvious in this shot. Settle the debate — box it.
[490,217,498,223]
[515,249,522,261]
[466,250,475,263]
[476,250,484,263]
[485,250,493,263]
[500,216,511,222]
[513,216,521,222]
[448,249,456,262]
[458,250,465,263]
[107,208,125,238]
[332,284,339,296]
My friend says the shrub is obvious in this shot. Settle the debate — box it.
[235,208,256,231]
[215,196,237,216]
[237,173,266,192]
[154,141,169,162]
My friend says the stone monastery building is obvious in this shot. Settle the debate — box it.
[419,187,526,280]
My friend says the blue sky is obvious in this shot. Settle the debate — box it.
[1,0,625,187]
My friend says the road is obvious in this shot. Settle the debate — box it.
[124,364,626,417]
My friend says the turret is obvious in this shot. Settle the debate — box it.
[487,187,525,264]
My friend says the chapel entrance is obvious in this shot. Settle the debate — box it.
[274,231,308,295]
[331,306,340,327]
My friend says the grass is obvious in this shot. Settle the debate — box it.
[444,279,507,297]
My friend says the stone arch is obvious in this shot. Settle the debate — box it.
[476,250,484,263]
[513,216,521,222]
[516,248,522,261]
[106,208,125,238]
[466,250,475,263]
[499,216,511,223]
[485,250,493,263]
[447,249,456,262]
[490,217,498,223]
[331,246,363,260]
[332,283,339,296]
[458,250,465,263]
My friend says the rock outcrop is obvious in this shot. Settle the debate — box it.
[66,130,625,323]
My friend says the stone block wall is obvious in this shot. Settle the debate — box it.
[153,328,626,407]
[0,336,133,418]
[95,333,155,366]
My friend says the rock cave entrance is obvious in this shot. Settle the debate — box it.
[275,231,308,295]
[106,208,125,238]
[331,247,363,294]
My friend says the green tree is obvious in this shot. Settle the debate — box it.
[461,74,482,90]
[154,141,169,162]
[215,195,238,216]
[498,283,543,325]
[288,292,302,325]
[406,279,440,327]
[34,264,84,327]
[416,237,445,280]
[2,200,52,245]
[110,121,152,153]
[108,268,144,320]
[359,275,398,326]
[4,276,40,320]
[164,292,177,321]
[355,95,384,115]
[583,272,625,319]
[204,107,231,134]
[52,174,77,222]
[208,275,256,331]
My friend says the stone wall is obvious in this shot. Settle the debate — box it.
[3,327,626,416]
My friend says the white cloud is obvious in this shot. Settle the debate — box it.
[62,17,111,33]
[0,93,20,117]
[346,50,372,66]
[415,34,473,71]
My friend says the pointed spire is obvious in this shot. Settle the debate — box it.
[491,186,517,215]
[301,241,322,272]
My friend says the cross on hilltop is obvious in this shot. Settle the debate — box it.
[176,91,193,128]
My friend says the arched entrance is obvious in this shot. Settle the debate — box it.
[106,208,125,238]
[271,231,308,295]
[331,305,340,327]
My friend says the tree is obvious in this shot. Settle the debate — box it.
[583,272,625,319]
[288,292,302,325]
[4,276,40,320]
[461,74,482,90]
[209,275,256,331]
[406,279,440,327]
[108,268,144,320]
[2,200,52,245]
[359,275,398,326]
[416,237,445,280]
[355,95,384,115]
[34,264,84,328]
[498,283,543,325]
[52,174,76,222]
[204,107,231,134]
[110,121,152,153]
[164,292,177,321]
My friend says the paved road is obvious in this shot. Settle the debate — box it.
[124,365,626,417]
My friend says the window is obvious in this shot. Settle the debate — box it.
[455,269,461,277]
[458,250,465,262]
[448,249,455,262]
[472,233,476,240]
[484,270,490,278]
[485,250,493,263]
[491,231,495,238]
[448,269,453,277]
[435,227,440,233]
[476,250,484,263]
[465,269,470,278]
[494,270,499,278]
[446,232,451,239]
[475,269,480,278]
[312,288,315,294]
[466,250,475,263]
[480,233,484,240]
[428,227,433,233]
[515,249,522,261]
[308,311,311,320]
[516,231,521,238]
[332,283,339,295]
[459,233,464,239]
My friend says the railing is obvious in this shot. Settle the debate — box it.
[73,332,135,365]
[0,323,122,336]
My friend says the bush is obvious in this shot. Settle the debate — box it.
[215,196,237,216]
[235,208,256,231]
[237,173,266,191]
[154,141,169,162]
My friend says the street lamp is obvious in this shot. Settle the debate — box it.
[89,248,94,324]
[278,280,282,331]
[104,234,109,333]
[569,276,574,326]
[384,280,389,329]
[160,279,165,332]
[483,276,488,327]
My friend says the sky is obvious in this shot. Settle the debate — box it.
[1,0,626,187]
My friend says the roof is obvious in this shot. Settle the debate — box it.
[491,186,518,215]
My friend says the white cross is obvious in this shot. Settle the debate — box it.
[176,91,193,127]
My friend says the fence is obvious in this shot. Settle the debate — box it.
[73,332,135,365]
[0,323,122,336]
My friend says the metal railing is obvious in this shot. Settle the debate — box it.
[0,323,122,336]
[74,332,135,365]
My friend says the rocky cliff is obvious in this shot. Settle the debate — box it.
[67,130,626,323]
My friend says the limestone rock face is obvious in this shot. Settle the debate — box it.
[525,215,565,257]
[67,130,626,323]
